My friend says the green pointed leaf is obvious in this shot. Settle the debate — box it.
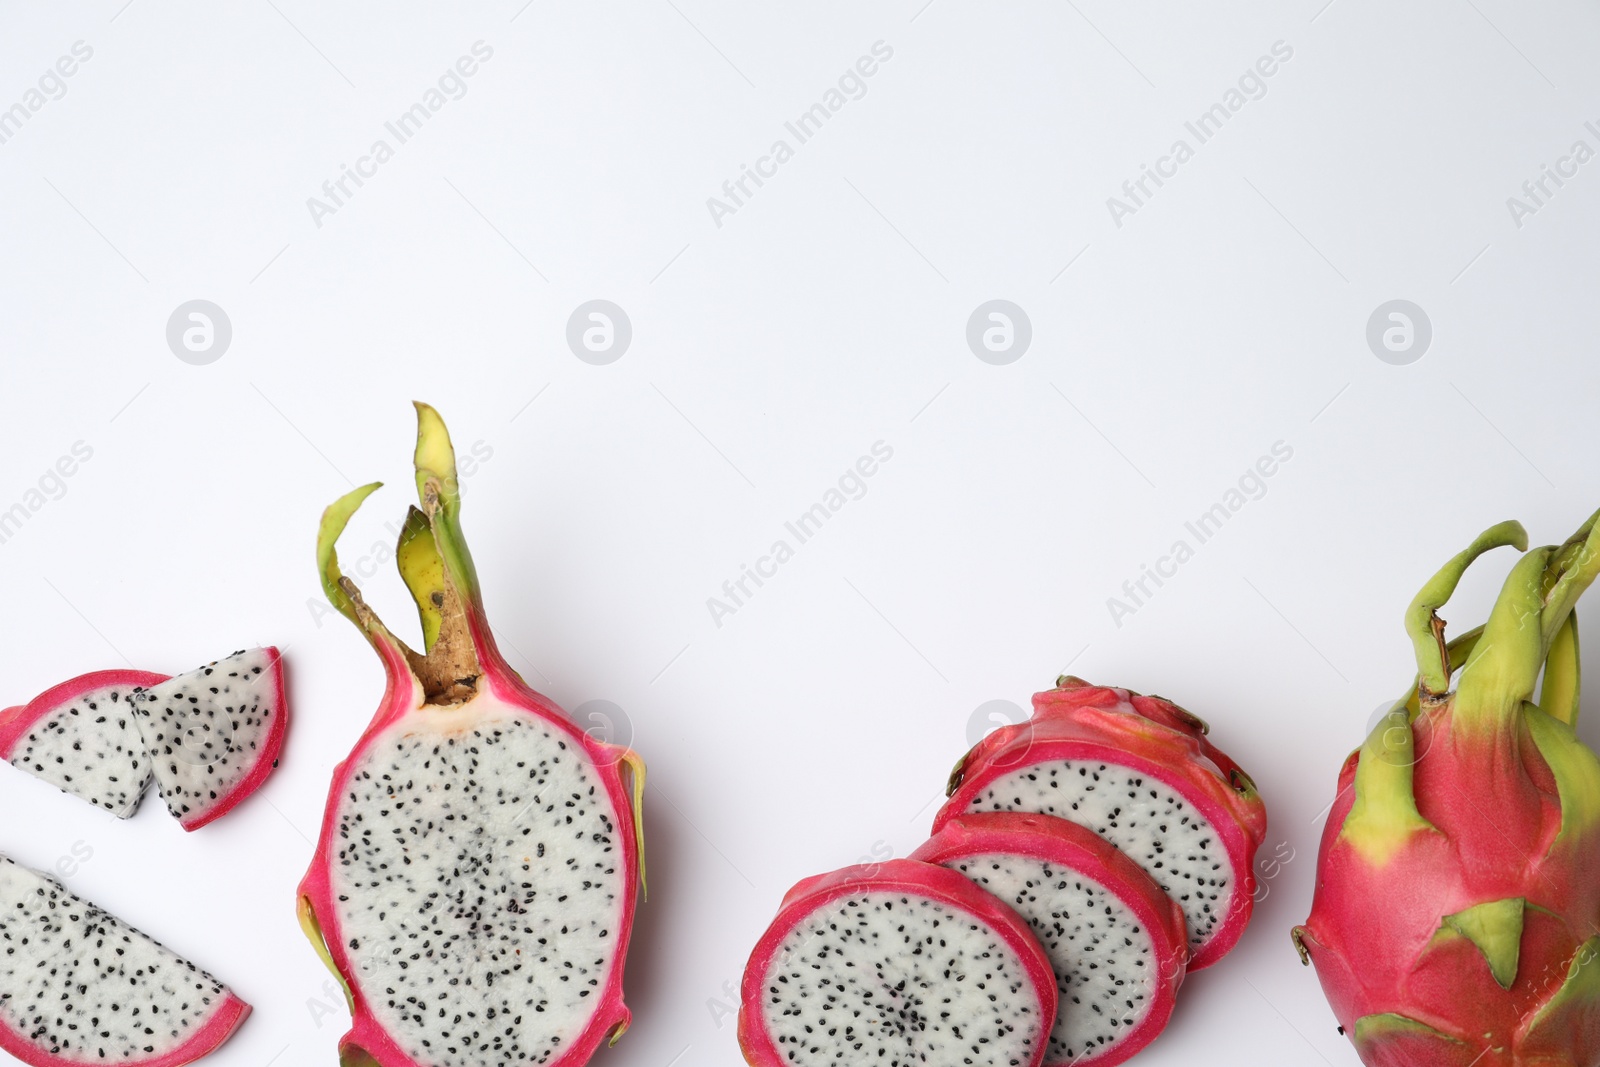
[1339,705,1435,865]
[1542,612,1581,727]
[1458,547,1555,726]
[1440,898,1525,990]
[396,505,445,652]
[340,1044,382,1067]
[413,400,460,515]
[1351,1013,1480,1067]
[1524,703,1600,849]
[1521,937,1600,1059]
[317,482,385,631]
[1405,521,1527,694]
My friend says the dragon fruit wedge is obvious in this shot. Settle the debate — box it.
[939,678,1267,970]
[738,858,1059,1067]
[1296,513,1600,1067]
[296,403,646,1067]
[1,669,168,817]
[911,812,1189,1067]
[0,853,250,1067]
[132,647,287,831]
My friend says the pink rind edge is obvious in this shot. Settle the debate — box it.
[937,733,1260,971]
[0,669,171,760]
[737,858,1059,1067]
[300,662,639,1067]
[0,990,249,1067]
[911,812,1189,1067]
[177,647,289,832]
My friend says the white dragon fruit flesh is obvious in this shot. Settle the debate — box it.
[0,670,167,818]
[297,404,646,1067]
[131,647,287,831]
[739,859,1059,1067]
[0,854,250,1067]
[912,813,1189,1067]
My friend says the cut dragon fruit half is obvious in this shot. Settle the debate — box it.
[911,813,1189,1067]
[297,404,646,1067]
[131,647,287,831]
[0,854,250,1067]
[0,669,169,818]
[940,679,1267,971]
[738,859,1059,1067]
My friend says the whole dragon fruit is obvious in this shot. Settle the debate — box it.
[939,678,1267,970]
[296,404,646,1067]
[1296,513,1600,1066]
[0,853,250,1067]
[738,858,1059,1067]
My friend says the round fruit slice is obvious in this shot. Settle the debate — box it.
[739,859,1058,1067]
[0,669,168,818]
[940,678,1266,970]
[0,854,250,1067]
[912,813,1188,1067]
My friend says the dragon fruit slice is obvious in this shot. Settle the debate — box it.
[911,812,1188,1067]
[1296,513,1600,1066]
[296,404,646,1067]
[0,853,250,1067]
[738,858,1058,1067]
[0,670,167,817]
[132,648,287,831]
[939,678,1267,970]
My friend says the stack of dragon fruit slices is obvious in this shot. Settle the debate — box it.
[738,676,1267,1067]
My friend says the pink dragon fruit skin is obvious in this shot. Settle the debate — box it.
[1296,515,1600,1066]
[940,678,1267,970]
[910,812,1189,1067]
[296,405,646,1067]
[738,859,1060,1067]
[0,669,169,817]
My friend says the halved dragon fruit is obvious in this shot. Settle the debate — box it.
[0,669,167,817]
[939,678,1267,970]
[911,812,1189,1067]
[0,853,250,1067]
[131,647,287,831]
[296,404,646,1067]
[738,858,1059,1067]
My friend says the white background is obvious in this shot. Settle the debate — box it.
[2,2,1599,1065]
